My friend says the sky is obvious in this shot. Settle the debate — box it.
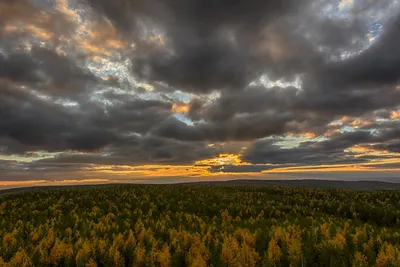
[0,0,399,188]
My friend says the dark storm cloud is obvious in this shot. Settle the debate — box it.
[242,138,365,165]
[105,135,217,165]
[320,16,400,88]
[0,66,214,164]
[368,140,400,153]
[0,159,18,171]
[86,0,303,37]
[87,0,374,93]
[33,135,217,166]
[154,112,293,142]
[296,86,400,119]
[139,44,248,93]
[0,80,174,154]
[193,87,300,122]
[242,127,400,165]
[0,82,115,153]
[155,85,399,142]
[0,53,40,82]
[0,47,97,97]
[365,162,400,169]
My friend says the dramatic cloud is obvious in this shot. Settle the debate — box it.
[242,128,400,165]
[0,0,399,185]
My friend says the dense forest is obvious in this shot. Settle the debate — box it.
[1,184,400,266]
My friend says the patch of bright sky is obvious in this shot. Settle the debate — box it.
[275,135,327,149]
[0,152,61,163]
[88,88,120,108]
[30,90,52,101]
[168,91,192,102]
[87,58,133,83]
[341,125,355,132]
[173,114,193,125]
[138,90,192,103]
[204,91,221,102]
[337,124,378,135]
[376,117,391,122]
[54,99,79,107]
[249,75,302,90]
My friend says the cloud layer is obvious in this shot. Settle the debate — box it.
[0,0,399,183]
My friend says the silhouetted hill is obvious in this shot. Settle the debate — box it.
[1,179,400,195]
[188,179,400,191]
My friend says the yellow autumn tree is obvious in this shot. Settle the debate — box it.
[157,244,171,267]
[50,241,73,265]
[376,242,398,267]
[329,231,346,250]
[124,229,136,250]
[237,242,259,267]
[286,233,302,267]
[221,236,240,266]
[187,234,210,267]
[267,238,282,266]
[75,240,94,267]
[2,229,17,249]
[109,233,125,267]
[7,249,32,267]
[85,258,98,267]
[111,249,124,267]
[352,252,368,267]
[134,242,146,266]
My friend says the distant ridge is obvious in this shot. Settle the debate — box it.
[183,179,400,191]
[1,179,400,195]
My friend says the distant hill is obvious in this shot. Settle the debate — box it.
[1,179,400,195]
[186,179,400,191]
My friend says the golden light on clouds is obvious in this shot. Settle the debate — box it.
[0,0,75,40]
[267,164,366,173]
[147,34,166,47]
[74,21,124,58]
[349,119,373,128]
[346,145,399,159]
[265,159,400,173]
[0,180,47,187]
[3,23,53,40]
[0,1,32,24]
[171,103,190,114]
[3,24,18,34]
[25,24,54,40]
[287,132,318,139]
[327,116,375,130]
[55,0,80,23]
[391,110,400,119]
[73,22,129,61]
[2,0,130,62]
[195,153,248,166]
[87,164,212,178]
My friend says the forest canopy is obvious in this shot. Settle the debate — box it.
[1,185,400,266]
